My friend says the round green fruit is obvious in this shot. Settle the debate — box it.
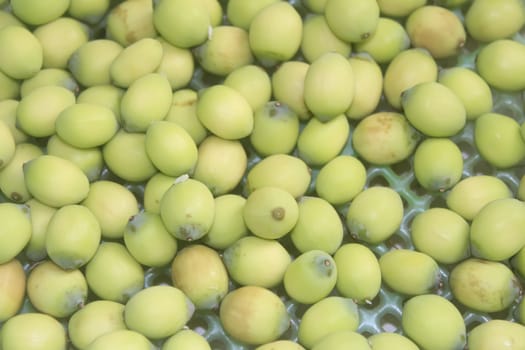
[346,186,404,244]
[171,244,229,310]
[283,250,337,304]
[124,285,194,340]
[219,286,290,345]
[243,186,299,240]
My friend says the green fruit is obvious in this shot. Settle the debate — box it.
[354,17,410,64]
[298,297,359,349]
[413,138,464,192]
[346,186,404,244]
[223,236,291,288]
[226,0,280,29]
[450,258,521,313]
[55,103,119,148]
[283,250,337,304]
[156,38,194,91]
[0,25,43,80]
[124,211,178,267]
[102,130,158,183]
[0,10,24,30]
[165,89,208,145]
[410,207,470,264]
[124,285,194,339]
[143,173,175,214]
[0,203,31,264]
[45,204,101,270]
[1,313,66,350]
[159,177,215,241]
[192,135,247,196]
[0,120,14,170]
[81,180,139,239]
[0,71,19,101]
[10,0,69,25]
[105,0,156,47]
[24,199,55,261]
[47,134,104,182]
[435,0,471,7]
[16,85,76,138]
[475,112,525,168]
[250,101,300,156]
[325,0,380,42]
[352,112,419,165]
[476,39,525,91]
[85,329,154,350]
[203,194,248,250]
[248,1,302,65]
[27,260,88,318]
[333,243,381,303]
[69,39,123,87]
[195,25,253,76]
[0,259,26,322]
[243,186,299,240]
[120,73,172,132]
[145,120,198,177]
[368,332,419,350]
[246,153,312,198]
[376,0,426,17]
[302,0,328,13]
[33,17,89,69]
[465,0,525,42]
[224,64,272,112]
[162,329,211,350]
[315,155,367,206]
[196,84,254,140]
[383,48,438,109]
[0,143,43,203]
[219,286,290,345]
[402,81,466,137]
[446,175,512,220]
[379,249,440,295]
[300,14,351,63]
[402,294,466,350]
[468,320,525,350]
[68,0,110,25]
[20,68,78,98]
[201,0,223,27]
[0,100,27,143]
[109,37,163,88]
[438,67,493,120]
[171,244,228,309]
[297,113,350,166]
[290,196,343,254]
[256,341,305,350]
[76,85,124,124]
[153,0,210,49]
[304,52,354,121]
[470,198,525,261]
[346,56,383,120]
[24,155,90,208]
[271,61,311,120]
[68,300,126,350]
[405,6,466,59]
[311,330,371,350]
[85,242,144,303]
[156,38,195,90]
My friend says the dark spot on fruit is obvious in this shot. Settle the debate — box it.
[361,32,370,41]
[10,192,23,202]
[272,207,285,220]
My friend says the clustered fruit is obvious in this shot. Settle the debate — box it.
[1,0,525,349]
